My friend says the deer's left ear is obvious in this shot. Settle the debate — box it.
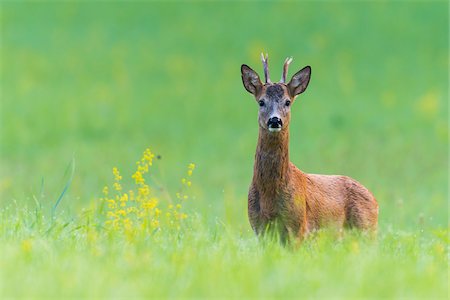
[287,66,311,98]
[241,64,263,97]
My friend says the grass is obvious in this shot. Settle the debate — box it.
[1,206,447,298]
[0,1,448,299]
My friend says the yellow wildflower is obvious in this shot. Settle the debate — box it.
[142,198,158,210]
[139,184,150,195]
[137,164,148,174]
[187,163,195,176]
[113,167,122,181]
[100,147,195,234]
[113,182,122,191]
[132,171,144,184]
[142,148,155,166]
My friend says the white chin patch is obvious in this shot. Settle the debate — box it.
[268,127,281,132]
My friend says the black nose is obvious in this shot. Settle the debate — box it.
[267,117,283,128]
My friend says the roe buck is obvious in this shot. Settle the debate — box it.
[241,54,378,242]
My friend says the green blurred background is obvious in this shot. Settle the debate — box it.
[1,1,448,232]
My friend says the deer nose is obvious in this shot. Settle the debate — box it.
[267,117,283,128]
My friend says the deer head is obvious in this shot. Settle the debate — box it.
[241,54,311,133]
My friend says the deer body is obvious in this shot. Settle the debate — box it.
[242,55,378,241]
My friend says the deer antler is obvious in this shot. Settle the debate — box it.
[261,53,271,84]
[280,57,293,83]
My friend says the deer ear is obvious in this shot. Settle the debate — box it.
[241,64,262,96]
[287,66,311,97]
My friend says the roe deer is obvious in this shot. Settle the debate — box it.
[241,54,378,242]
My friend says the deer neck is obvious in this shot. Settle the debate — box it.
[253,127,290,193]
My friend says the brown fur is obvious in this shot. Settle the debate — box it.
[242,61,378,242]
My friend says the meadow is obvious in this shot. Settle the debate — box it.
[1,1,448,299]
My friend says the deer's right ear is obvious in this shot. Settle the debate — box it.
[287,66,311,98]
[241,64,262,96]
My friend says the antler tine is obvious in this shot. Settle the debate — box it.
[260,53,271,84]
[280,56,293,83]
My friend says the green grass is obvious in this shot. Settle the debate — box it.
[1,207,448,299]
[0,1,448,299]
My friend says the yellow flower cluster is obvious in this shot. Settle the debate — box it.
[100,148,195,235]
[176,163,195,201]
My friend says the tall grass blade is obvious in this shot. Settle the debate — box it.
[51,155,76,221]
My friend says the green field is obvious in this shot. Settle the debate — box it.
[1,1,448,299]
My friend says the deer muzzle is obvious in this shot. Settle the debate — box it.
[267,117,283,132]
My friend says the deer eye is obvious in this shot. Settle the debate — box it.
[258,100,265,107]
[285,100,291,107]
